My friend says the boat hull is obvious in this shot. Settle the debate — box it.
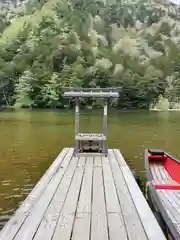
[145,149,180,239]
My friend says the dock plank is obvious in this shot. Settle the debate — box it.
[109,151,148,240]
[0,148,70,240]
[91,166,108,240]
[71,213,90,240]
[77,156,86,167]
[76,157,93,214]
[14,149,74,240]
[102,156,122,213]
[33,156,79,240]
[108,213,127,240]
[71,156,93,240]
[52,157,86,240]
[113,149,127,167]
[94,156,102,167]
[102,155,127,239]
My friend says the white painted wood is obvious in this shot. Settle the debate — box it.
[91,167,108,240]
[154,165,163,181]
[102,156,127,238]
[77,156,86,167]
[71,157,92,240]
[52,161,86,240]
[175,223,180,233]
[53,214,74,240]
[14,149,74,240]
[160,190,180,223]
[112,149,127,167]
[108,213,128,240]
[150,165,162,185]
[121,166,166,240]
[174,191,180,201]
[104,104,107,116]
[33,156,79,240]
[75,104,79,113]
[94,156,102,167]
[77,153,103,157]
[76,134,106,141]
[151,164,178,185]
[158,165,168,180]
[0,148,71,240]
[166,191,180,216]
[158,165,177,184]
[71,213,90,240]
[102,156,121,213]
[109,152,148,240]
[157,190,178,224]
[150,165,157,180]
[77,157,93,213]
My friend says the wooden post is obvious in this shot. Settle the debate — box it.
[103,99,108,155]
[75,98,79,155]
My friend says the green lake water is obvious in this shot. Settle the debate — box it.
[0,109,180,229]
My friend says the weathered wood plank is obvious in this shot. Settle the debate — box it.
[113,149,127,167]
[76,134,106,141]
[14,149,74,240]
[157,190,178,224]
[157,165,168,181]
[77,156,86,167]
[94,156,102,167]
[71,213,90,240]
[33,156,79,240]
[166,191,180,216]
[150,165,162,185]
[174,191,180,201]
[121,166,166,240]
[52,159,86,240]
[0,148,71,240]
[77,157,93,213]
[158,165,177,184]
[91,167,108,240]
[150,165,160,181]
[160,190,180,222]
[109,152,148,240]
[175,223,180,233]
[102,156,121,213]
[150,165,156,179]
[151,164,178,185]
[154,165,163,182]
[108,213,127,240]
[102,155,128,239]
[71,157,93,240]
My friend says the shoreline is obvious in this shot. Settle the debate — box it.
[149,109,180,111]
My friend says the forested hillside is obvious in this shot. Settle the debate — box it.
[1,0,180,109]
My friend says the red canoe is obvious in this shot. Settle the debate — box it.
[145,149,180,239]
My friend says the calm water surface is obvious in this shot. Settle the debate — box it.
[0,109,180,229]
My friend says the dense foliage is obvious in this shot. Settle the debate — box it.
[1,0,180,109]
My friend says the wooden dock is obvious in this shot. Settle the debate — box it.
[0,148,165,240]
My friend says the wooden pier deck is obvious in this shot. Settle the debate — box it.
[0,148,165,240]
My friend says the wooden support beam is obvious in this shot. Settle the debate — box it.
[103,100,108,155]
[75,98,79,155]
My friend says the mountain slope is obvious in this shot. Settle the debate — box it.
[0,0,180,109]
